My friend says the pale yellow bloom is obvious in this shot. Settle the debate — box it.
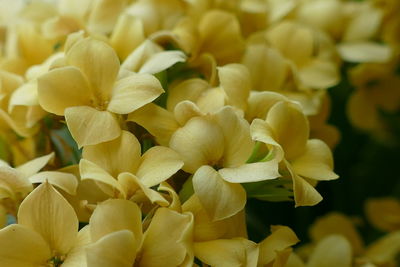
[0,182,89,267]
[37,37,164,147]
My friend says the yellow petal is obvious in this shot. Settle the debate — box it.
[193,166,246,221]
[139,208,193,267]
[219,161,280,183]
[8,82,38,111]
[246,91,288,121]
[170,117,224,173]
[16,152,54,178]
[86,230,137,267]
[310,212,364,255]
[299,60,339,89]
[87,0,127,34]
[308,235,352,267]
[17,182,79,255]
[343,6,382,42]
[139,50,187,74]
[107,73,164,114]
[89,199,142,246]
[365,198,400,232]
[83,130,141,177]
[167,78,210,111]
[291,139,338,181]
[121,40,163,72]
[37,66,92,116]
[174,100,204,126]
[258,225,299,265]
[66,38,120,102]
[217,64,250,111]
[62,226,91,267]
[29,171,78,195]
[65,106,121,148]
[127,103,179,146]
[365,231,400,264]
[0,224,51,267]
[0,166,32,199]
[137,146,183,187]
[337,42,392,63]
[266,101,309,160]
[79,159,123,196]
[214,106,254,168]
[196,87,226,113]
[110,14,145,60]
[199,10,245,64]
[194,238,259,267]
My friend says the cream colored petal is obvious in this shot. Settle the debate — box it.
[241,44,288,92]
[0,224,51,267]
[158,182,182,212]
[79,159,123,196]
[193,166,246,221]
[139,208,193,267]
[87,0,127,35]
[16,152,54,178]
[110,14,145,60]
[9,82,38,112]
[309,212,364,255]
[196,87,226,113]
[117,172,168,206]
[266,101,309,160]
[219,161,280,183]
[199,10,245,64]
[107,73,164,114]
[169,117,224,174]
[121,40,163,72]
[0,166,32,198]
[83,130,141,177]
[214,106,253,168]
[139,50,187,74]
[291,139,338,181]
[246,91,288,121]
[62,226,91,267]
[174,100,204,126]
[17,182,79,255]
[258,225,299,265]
[337,42,392,63]
[217,64,250,110]
[167,78,210,111]
[365,231,400,264]
[299,60,339,89]
[29,171,78,195]
[285,252,305,267]
[86,230,137,267]
[37,66,92,116]
[89,199,142,246]
[127,103,179,146]
[308,235,352,267]
[65,106,121,148]
[137,146,183,187]
[66,38,120,101]
[194,238,259,267]
[343,7,382,42]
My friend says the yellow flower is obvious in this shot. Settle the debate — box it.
[85,198,193,267]
[37,37,164,147]
[0,182,89,267]
[365,198,400,232]
[250,100,338,206]
[79,130,183,204]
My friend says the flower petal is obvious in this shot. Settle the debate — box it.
[139,50,187,74]
[16,152,54,178]
[83,130,141,177]
[65,106,121,148]
[219,161,280,183]
[17,182,79,255]
[193,166,246,221]
[194,238,259,267]
[308,235,352,267]
[29,171,78,195]
[37,66,92,116]
[89,199,142,246]
[139,208,193,267]
[137,146,183,187]
[62,226,91,267]
[0,224,51,267]
[299,60,339,89]
[365,231,400,264]
[86,230,137,267]
[107,73,164,114]
[337,42,392,63]
[167,78,210,111]
[66,38,120,102]
[170,117,224,173]
[291,139,338,181]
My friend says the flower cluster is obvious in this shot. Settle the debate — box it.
[0,0,398,266]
